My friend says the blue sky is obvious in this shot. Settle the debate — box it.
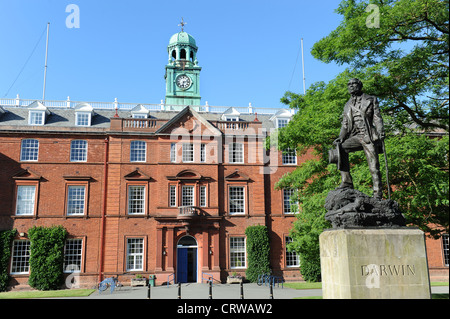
[0,0,347,108]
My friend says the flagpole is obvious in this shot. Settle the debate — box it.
[42,22,50,103]
[301,38,305,94]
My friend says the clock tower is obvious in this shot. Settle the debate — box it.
[165,20,202,108]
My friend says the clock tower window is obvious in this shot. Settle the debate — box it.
[180,49,186,60]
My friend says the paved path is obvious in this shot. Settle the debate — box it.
[78,283,448,299]
[82,283,323,299]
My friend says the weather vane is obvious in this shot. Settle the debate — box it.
[178,17,187,32]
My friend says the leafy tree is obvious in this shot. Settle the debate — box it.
[311,0,449,132]
[269,0,449,276]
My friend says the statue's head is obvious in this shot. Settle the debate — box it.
[348,78,363,95]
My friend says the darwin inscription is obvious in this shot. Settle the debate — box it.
[361,264,416,276]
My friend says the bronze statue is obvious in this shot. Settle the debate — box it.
[329,78,385,199]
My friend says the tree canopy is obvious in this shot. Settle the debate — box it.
[271,0,449,281]
[311,0,449,132]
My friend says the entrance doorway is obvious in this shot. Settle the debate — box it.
[176,236,197,283]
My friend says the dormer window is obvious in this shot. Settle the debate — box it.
[29,111,45,125]
[75,112,91,126]
[74,103,94,127]
[276,118,289,128]
[27,101,49,126]
[132,114,147,119]
[131,104,149,119]
[270,109,293,129]
[222,107,240,122]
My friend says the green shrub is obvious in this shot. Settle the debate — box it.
[0,229,16,292]
[28,226,67,291]
[245,225,271,282]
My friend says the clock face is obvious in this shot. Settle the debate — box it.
[176,75,191,89]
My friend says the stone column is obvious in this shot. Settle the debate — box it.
[167,227,175,273]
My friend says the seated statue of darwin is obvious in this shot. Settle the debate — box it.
[329,78,385,200]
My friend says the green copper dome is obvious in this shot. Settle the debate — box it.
[168,32,197,49]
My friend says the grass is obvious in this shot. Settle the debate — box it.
[284,282,322,290]
[295,294,448,299]
[431,281,449,286]
[285,281,448,290]
[0,288,96,299]
[287,281,448,299]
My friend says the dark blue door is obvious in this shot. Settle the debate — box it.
[177,248,188,283]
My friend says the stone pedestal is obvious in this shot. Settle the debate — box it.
[319,228,431,299]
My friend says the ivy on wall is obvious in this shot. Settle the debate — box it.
[28,225,67,291]
[245,225,271,282]
[0,229,16,292]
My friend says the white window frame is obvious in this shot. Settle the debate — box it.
[283,188,298,214]
[169,185,177,207]
[28,111,45,125]
[20,139,39,161]
[181,185,195,206]
[66,185,86,216]
[10,240,31,274]
[285,237,300,267]
[128,185,146,215]
[130,140,146,162]
[282,148,297,165]
[15,185,36,216]
[170,143,177,162]
[126,238,144,271]
[182,143,194,162]
[200,185,207,207]
[229,142,244,164]
[64,239,83,273]
[70,140,88,162]
[229,186,245,215]
[443,234,449,267]
[225,116,239,122]
[132,113,147,119]
[230,237,246,269]
[276,118,290,128]
[75,112,92,126]
[200,143,206,163]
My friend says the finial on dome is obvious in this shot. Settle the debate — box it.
[178,17,187,32]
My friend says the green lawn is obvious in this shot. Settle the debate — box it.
[0,288,96,299]
[285,281,448,290]
[287,281,448,299]
[284,282,323,290]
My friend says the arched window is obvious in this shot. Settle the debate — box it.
[180,49,186,60]
[178,235,197,247]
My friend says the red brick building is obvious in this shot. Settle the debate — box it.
[0,100,447,288]
[0,29,447,289]
[0,99,313,287]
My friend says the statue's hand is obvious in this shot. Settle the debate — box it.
[333,138,342,146]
